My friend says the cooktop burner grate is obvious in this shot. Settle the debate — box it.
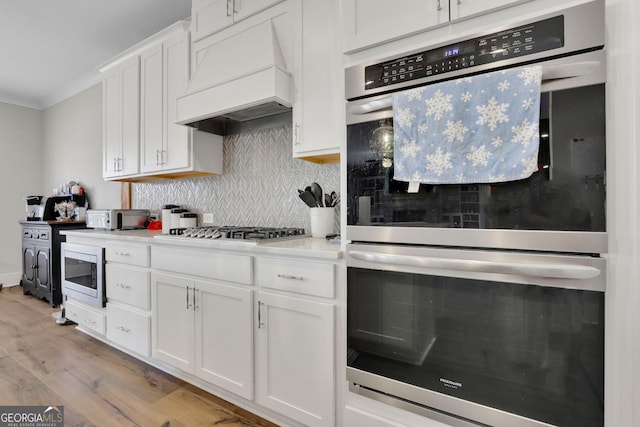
[169,226,306,241]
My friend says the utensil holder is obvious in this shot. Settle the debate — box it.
[310,207,334,238]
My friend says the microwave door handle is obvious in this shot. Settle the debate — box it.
[348,96,393,115]
[348,251,601,280]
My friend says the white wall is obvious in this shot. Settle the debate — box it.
[41,84,121,210]
[0,102,42,286]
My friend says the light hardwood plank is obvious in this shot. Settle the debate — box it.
[0,286,279,427]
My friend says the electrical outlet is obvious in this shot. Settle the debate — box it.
[203,213,214,224]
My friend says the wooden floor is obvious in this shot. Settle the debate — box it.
[0,285,279,427]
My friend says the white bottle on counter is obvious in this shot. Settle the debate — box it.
[161,204,179,234]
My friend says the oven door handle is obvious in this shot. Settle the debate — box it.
[348,61,603,116]
[348,251,601,280]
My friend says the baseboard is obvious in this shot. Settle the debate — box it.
[0,271,21,288]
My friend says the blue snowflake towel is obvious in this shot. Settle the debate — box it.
[393,66,543,184]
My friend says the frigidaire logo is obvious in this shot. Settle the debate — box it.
[0,405,64,427]
[440,378,463,389]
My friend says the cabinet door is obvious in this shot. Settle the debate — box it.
[195,280,254,399]
[140,43,164,173]
[234,0,284,21]
[191,0,234,41]
[35,247,51,294]
[292,0,341,161]
[450,0,529,21]
[256,292,335,427]
[22,245,36,290]
[342,0,448,53]
[102,55,140,178]
[120,56,141,176]
[163,30,191,171]
[151,272,195,373]
[103,69,123,178]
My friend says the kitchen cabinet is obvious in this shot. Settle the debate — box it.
[342,0,530,53]
[290,0,341,163]
[102,22,222,182]
[105,241,151,357]
[140,24,223,178]
[102,55,140,179]
[255,256,335,427]
[152,273,254,399]
[20,221,85,307]
[151,246,254,399]
[65,299,106,335]
[191,0,284,42]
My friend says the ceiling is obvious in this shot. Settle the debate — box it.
[0,0,192,110]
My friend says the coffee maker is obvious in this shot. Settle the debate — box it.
[25,196,44,221]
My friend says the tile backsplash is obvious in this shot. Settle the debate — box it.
[132,124,340,232]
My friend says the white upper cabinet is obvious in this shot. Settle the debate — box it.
[342,0,530,53]
[291,0,342,163]
[140,26,223,178]
[450,0,531,20]
[102,22,223,182]
[191,0,284,42]
[102,55,140,179]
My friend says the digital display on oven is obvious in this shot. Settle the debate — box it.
[363,15,565,91]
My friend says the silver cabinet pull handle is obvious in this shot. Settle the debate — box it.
[193,287,198,311]
[437,0,442,11]
[114,251,130,256]
[116,283,131,289]
[277,274,305,281]
[117,326,131,333]
[226,0,231,17]
[258,301,264,329]
[186,286,192,309]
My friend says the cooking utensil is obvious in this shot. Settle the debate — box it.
[310,182,323,207]
[324,193,332,208]
[298,190,318,207]
[330,191,339,207]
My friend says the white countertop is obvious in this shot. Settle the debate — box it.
[62,229,343,260]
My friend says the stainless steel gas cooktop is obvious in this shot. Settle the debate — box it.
[159,226,306,244]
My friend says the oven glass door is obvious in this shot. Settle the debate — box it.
[347,244,605,427]
[63,250,98,297]
[346,84,605,233]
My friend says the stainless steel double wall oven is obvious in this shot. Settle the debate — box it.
[345,1,606,426]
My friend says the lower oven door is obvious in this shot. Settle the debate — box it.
[346,243,605,427]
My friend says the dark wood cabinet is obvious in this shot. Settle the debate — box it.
[19,221,85,307]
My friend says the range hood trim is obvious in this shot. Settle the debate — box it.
[176,66,292,126]
[175,19,294,132]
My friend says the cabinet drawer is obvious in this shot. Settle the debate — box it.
[257,257,334,298]
[106,243,149,266]
[152,246,252,285]
[65,300,106,335]
[107,304,151,357]
[106,264,150,309]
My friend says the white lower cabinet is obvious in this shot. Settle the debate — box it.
[65,299,106,335]
[152,271,254,400]
[107,303,151,357]
[256,291,335,427]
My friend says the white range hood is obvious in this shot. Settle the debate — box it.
[176,20,292,134]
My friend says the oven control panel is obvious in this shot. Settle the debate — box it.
[364,15,564,90]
